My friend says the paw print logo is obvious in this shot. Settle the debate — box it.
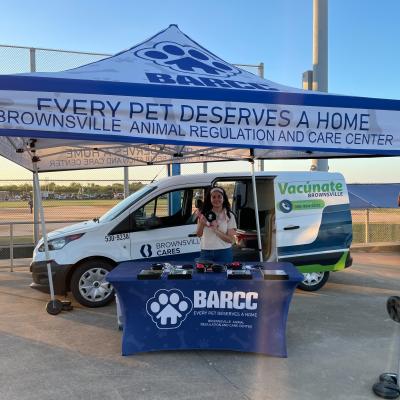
[135,41,241,78]
[146,289,193,329]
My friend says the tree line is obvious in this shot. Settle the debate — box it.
[0,182,145,198]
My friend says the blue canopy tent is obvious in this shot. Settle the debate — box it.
[0,25,399,313]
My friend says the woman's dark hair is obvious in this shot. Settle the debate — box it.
[202,186,233,218]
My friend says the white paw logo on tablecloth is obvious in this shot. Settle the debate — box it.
[146,289,193,329]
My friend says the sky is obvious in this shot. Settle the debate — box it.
[0,0,399,184]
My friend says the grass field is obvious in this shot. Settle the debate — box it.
[0,236,33,246]
[0,202,399,245]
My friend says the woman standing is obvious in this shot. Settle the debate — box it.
[196,186,237,263]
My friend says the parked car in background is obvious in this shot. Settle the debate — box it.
[113,192,124,200]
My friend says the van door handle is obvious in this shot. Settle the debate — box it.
[284,225,300,230]
[188,233,197,237]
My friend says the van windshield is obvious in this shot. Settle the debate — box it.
[99,185,156,223]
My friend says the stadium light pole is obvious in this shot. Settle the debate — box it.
[310,0,329,172]
[123,167,129,198]
[201,62,264,174]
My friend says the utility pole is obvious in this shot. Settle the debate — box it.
[123,167,129,198]
[310,0,329,172]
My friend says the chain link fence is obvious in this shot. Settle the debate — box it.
[0,44,108,74]
[1,180,399,263]
[0,177,154,263]
[351,208,400,244]
[1,179,399,263]
[0,44,263,75]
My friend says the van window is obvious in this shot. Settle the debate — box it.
[132,187,204,231]
[99,185,156,223]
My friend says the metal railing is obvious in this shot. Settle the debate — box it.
[1,208,399,271]
[0,220,84,271]
[0,44,109,74]
[0,43,263,76]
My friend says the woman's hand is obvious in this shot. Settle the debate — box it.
[196,213,207,237]
[208,223,217,232]
[198,213,208,227]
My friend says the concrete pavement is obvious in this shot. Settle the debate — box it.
[0,252,399,400]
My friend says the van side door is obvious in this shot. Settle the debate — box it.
[128,187,205,261]
[274,175,352,268]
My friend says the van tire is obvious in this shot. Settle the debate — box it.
[298,271,329,292]
[71,260,115,308]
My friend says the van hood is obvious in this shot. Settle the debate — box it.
[47,220,100,239]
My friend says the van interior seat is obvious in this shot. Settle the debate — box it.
[235,208,276,260]
[237,207,267,231]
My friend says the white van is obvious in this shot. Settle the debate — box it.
[30,171,353,307]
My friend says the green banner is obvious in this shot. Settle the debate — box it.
[292,199,325,210]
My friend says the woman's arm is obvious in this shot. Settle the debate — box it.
[212,227,236,244]
[196,214,207,237]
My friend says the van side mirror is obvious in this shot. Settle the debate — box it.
[134,209,144,218]
[195,198,203,210]
[147,216,161,228]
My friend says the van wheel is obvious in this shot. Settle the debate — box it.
[71,260,115,307]
[298,271,329,292]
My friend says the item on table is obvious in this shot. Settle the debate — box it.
[167,269,193,280]
[137,269,163,280]
[151,263,164,271]
[227,269,252,280]
[211,264,225,273]
[226,261,242,270]
[195,258,213,273]
[262,270,289,280]
[244,264,262,271]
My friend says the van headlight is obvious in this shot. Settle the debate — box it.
[38,233,85,252]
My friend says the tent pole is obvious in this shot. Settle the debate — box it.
[32,162,56,302]
[249,158,263,262]
[32,172,40,245]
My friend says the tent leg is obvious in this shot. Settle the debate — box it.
[32,172,39,245]
[32,163,63,315]
[249,159,263,262]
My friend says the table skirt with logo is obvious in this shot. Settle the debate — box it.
[106,261,303,357]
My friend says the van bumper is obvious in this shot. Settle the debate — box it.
[345,251,353,268]
[283,250,352,273]
[30,260,72,296]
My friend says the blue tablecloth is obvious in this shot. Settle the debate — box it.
[107,261,303,357]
